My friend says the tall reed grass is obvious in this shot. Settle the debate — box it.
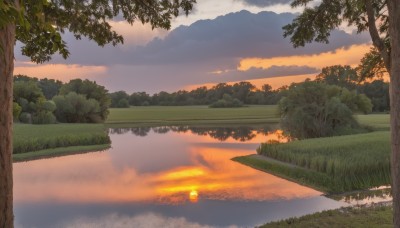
[13,124,111,154]
[256,131,391,193]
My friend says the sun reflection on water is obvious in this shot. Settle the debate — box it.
[13,127,318,205]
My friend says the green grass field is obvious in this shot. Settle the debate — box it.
[357,114,390,130]
[260,205,392,228]
[13,123,110,155]
[106,105,280,124]
[234,114,392,193]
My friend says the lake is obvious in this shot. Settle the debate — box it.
[14,125,347,228]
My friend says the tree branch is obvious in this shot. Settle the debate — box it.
[366,0,391,70]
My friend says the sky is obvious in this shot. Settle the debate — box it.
[14,0,372,94]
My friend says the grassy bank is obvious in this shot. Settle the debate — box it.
[14,124,111,154]
[260,205,392,227]
[13,144,110,162]
[235,131,391,193]
[106,105,279,125]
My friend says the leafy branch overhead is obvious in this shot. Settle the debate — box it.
[0,0,196,63]
[283,0,389,78]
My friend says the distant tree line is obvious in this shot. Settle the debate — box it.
[110,65,389,112]
[13,75,110,124]
[14,64,389,125]
[109,81,289,108]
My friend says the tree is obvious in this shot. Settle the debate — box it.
[109,91,130,108]
[283,0,400,224]
[53,92,101,123]
[279,81,371,139]
[315,65,359,90]
[0,1,196,226]
[359,80,390,112]
[37,78,63,100]
[59,79,111,121]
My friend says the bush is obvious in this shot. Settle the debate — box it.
[209,94,244,108]
[32,112,57,124]
[53,92,102,123]
[279,81,372,139]
[13,102,22,120]
[117,98,129,108]
[19,112,32,124]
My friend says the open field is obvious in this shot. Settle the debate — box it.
[13,124,110,155]
[106,105,280,125]
[260,205,392,227]
[357,114,390,130]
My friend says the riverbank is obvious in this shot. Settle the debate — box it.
[13,105,280,161]
[233,114,393,227]
[13,144,110,162]
[13,124,111,162]
[260,204,393,227]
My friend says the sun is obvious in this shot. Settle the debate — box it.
[189,190,199,203]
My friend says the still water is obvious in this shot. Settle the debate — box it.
[14,126,347,228]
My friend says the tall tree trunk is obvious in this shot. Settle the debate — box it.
[388,0,400,227]
[0,21,15,228]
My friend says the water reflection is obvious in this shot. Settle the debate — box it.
[108,125,288,142]
[329,187,392,206]
[14,126,344,228]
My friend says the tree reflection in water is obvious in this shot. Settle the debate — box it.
[108,125,288,143]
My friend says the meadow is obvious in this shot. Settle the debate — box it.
[106,105,280,125]
[13,124,110,160]
[234,114,392,193]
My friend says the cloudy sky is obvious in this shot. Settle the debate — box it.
[14,0,372,94]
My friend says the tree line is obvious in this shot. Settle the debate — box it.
[13,75,110,124]
[110,65,389,112]
[14,64,390,125]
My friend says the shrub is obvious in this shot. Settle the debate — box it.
[209,94,244,108]
[13,102,22,120]
[53,92,102,123]
[19,112,32,124]
[117,98,129,108]
[279,81,372,139]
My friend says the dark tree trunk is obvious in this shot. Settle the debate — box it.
[0,20,15,228]
[388,0,400,227]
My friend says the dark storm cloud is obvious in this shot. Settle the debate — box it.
[15,10,371,93]
[17,10,370,68]
[240,0,292,7]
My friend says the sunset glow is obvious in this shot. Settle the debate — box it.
[13,130,320,205]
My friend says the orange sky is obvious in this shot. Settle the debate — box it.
[184,44,372,91]
[13,130,318,204]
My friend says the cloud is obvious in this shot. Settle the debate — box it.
[14,10,371,93]
[208,65,319,83]
[62,213,217,228]
[240,0,292,7]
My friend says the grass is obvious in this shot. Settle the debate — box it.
[13,123,111,154]
[260,205,393,227]
[357,114,390,131]
[235,131,391,193]
[13,144,110,162]
[106,105,280,125]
